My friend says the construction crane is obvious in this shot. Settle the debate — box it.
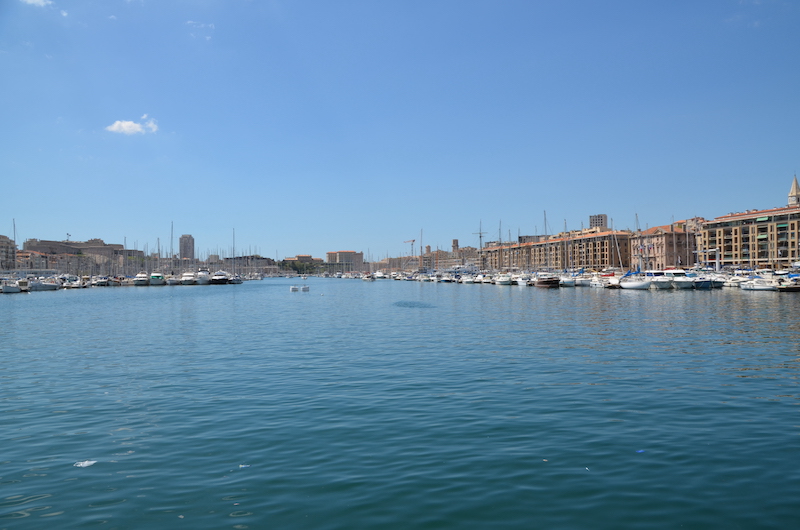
[404,239,415,257]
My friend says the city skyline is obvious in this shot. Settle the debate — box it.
[3,1,800,258]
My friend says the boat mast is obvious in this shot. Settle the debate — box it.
[544,211,549,270]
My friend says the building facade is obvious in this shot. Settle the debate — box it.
[179,234,195,260]
[629,219,701,271]
[325,250,365,272]
[589,214,608,229]
[0,235,16,270]
[482,229,632,271]
[696,178,800,270]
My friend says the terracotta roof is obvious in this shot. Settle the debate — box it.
[712,205,800,221]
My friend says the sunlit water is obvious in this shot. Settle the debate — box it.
[1,279,799,529]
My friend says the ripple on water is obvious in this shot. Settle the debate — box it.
[1,281,799,528]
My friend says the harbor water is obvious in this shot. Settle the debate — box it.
[1,279,799,528]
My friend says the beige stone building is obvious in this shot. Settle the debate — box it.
[697,178,800,270]
[0,235,16,270]
[325,250,365,272]
[629,219,702,271]
[482,228,632,271]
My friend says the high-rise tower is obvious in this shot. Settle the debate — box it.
[179,234,195,260]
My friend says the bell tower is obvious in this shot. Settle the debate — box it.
[789,175,800,207]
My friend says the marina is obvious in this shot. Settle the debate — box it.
[4,266,800,294]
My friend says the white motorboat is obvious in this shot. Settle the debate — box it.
[740,278,779,291]
[149,272,167,286]
[290,285,299,292]
[29,277,61,291]
[180,272,197,285]
[133,272,150,286]
[494,273,513,285]
[512,274,529,286]
[1,279,22,293]
[663,269,694,290]
[195,269,211,285]
[210,271,230,284]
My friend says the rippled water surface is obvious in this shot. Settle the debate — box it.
[2,279,799,528]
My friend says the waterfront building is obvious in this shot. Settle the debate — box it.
[482,228,632,271]
[22,238,145,275]
[697,178,800,269]
[284,254,321,264]
[179,234,195,260]
[325,250,365,273]
[629,219,701,270]
[15,250,49,270]
[0,235,16,271]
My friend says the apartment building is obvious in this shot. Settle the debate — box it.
[696,177,800,269]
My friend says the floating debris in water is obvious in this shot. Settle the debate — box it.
[73,460,97,467]
[239,464,251,468]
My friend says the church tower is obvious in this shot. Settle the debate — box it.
[789,175,800,207]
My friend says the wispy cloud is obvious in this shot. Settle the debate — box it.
[141,114,158,133]
[60,10,67,17]
[105,115,158,135]
[20,0,53,6]
[186,20,215,41]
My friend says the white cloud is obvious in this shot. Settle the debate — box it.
[60,10,67,16]
[106,120,144,135]
[20,0,53,6]
[105,115,158,135]
[109,15,117,20]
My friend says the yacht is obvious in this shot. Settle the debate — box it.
[149,272,167,286]
[180,271,197,285]
[29,277,61,291]
[533,273,560,288]
[195,269,212,285]
[1,279,22,294]
[645,270,673,290]
[494,273,514,285]
[663,269,694,290]
[210,271,230,284]
[740,278,779,291]
[133,272,150,286]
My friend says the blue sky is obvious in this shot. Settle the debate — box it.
[3,0,799,260]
